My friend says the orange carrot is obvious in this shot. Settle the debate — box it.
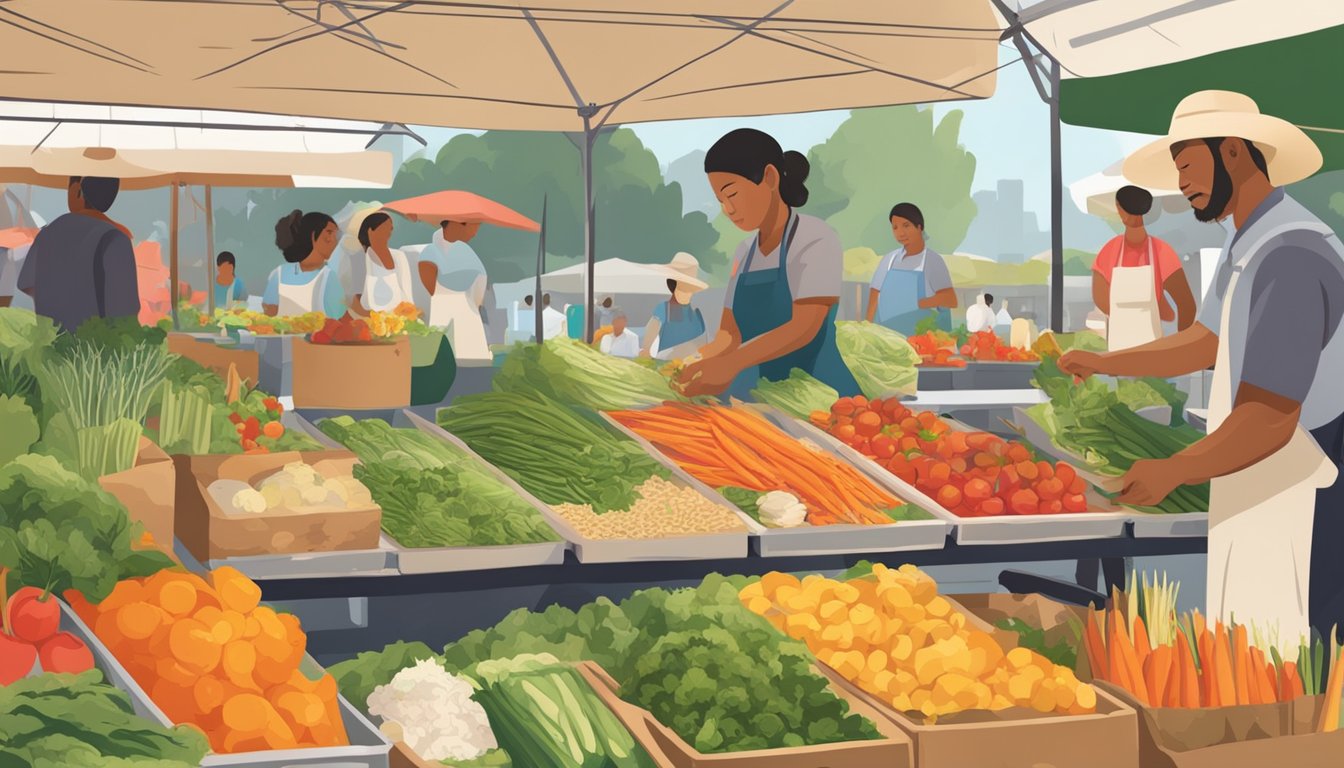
[1150,645,1173,708]
[1113,610,1149,704]
[1133,615,1152,669]
[1320,645,1344,732]
[1214,624,1236,708]
[1246,644,1264,705]
[1283,661,1305,701]
[1086,610,1109,681]
[1199,630,1217,707]
[1176,634,1201,708]
[1232,624,1251,705]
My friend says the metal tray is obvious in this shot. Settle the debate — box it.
[768,406,1129,545]
[420,410,749,564]
[962,360,1039,390]
[1012,406,1208,539]
[295,412,570,575]
[204,538,400,581]
[730,405,950,556]
[60,600,392,768]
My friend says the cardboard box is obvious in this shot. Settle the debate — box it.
[952,592,1090,677]
[98,437,176,555]
[290,337,411,410]
[811,596,1137,768]
[578,660,913,768]
[1099,683,1344,768]
[174,450,382,561]
[167,332,259,385]
[824,667,1137,768]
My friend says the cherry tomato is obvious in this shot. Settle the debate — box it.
[1010,489,1040,515]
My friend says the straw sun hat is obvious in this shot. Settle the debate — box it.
[1124,91,1322,190]
[661,252,708,291]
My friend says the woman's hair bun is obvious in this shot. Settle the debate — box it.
[779,150,810,207]
[274,209,303,255]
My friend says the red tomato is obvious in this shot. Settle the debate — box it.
[1016,461,1040,481]
[1055,463,1077,489]
[963,478,993,501]
[949,457,968,474]
[871,435,897,459]
[1063,494,1089,513]
[980,497,1005,516]
[1043,500,1064,514]
[832,398,856,416]
[1010,489,1040,515]
[852,395,869,409]
[1007,444,1032,464]
[834,424,857,442]
[1069,477,1089,495]
[855,411,883,438]
[1036,477,1065,500]
[854,438,872,455]
[936,485,963,509]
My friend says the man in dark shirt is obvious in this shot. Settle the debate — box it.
[18,176,139,331]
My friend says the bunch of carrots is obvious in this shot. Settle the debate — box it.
[1082,572,1344,731]
[610,403,902,526]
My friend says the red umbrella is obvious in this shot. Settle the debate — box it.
[382,190,539,232]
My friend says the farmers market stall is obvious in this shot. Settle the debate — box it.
[18,310,1344,768]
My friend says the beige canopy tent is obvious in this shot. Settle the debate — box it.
[0,101,397,323]
[0,0,1003,338]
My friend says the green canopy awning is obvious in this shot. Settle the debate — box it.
[1059,24,1344,175]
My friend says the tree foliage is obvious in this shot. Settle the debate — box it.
[804,106,978,256]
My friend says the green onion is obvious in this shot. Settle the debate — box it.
[40,340,172,478]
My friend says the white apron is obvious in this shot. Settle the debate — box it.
[362,250,407,312]
[429,283,490,361]
[277,269,325,316]
[1107,238,1162,351]
[1205,263,1336,657]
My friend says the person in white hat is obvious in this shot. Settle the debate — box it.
[641,252,709,361]
[1059,91,1344,655]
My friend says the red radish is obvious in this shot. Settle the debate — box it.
[38,632,94,674]
[7,587,59,644]
[0,633,38,684]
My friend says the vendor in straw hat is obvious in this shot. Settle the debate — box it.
[1059,91,1344,653]
[641,252,709,361]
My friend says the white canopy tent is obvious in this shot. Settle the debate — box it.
[0,101,399,322]
[1015,0,1344,79]
[1069,161,1188,224]
[529,257,678,296]
[0,0,1004,338]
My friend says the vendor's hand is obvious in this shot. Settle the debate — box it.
[1058,350,1105,380]
[1116,458,1188,507]
[676,356,736,398]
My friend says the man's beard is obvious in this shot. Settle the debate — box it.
[1192,150,1234,223]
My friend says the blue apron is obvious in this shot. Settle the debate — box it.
[726,214,860,399]
[874,249,951,335]
[657,300,705,349]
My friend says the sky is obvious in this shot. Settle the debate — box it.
[409,47,1154,221]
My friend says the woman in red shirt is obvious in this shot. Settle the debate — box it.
[1092,186,1197,350]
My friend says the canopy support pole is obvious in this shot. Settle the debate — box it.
[1049,60,1063,333]
[535,196,547,344]
[579,111,598,343]
[205,185,216,315]
[170,184,180,330]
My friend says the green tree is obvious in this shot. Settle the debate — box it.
[804,106,977,255]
